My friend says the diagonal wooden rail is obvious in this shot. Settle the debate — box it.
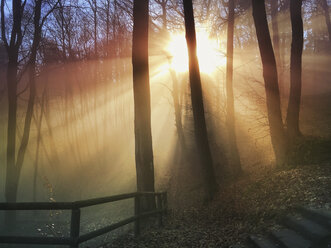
[0,191,167,247]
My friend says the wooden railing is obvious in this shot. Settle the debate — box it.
[0,191,167,247]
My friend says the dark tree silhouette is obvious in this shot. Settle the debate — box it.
[1,0,25,204]
[270,0,280,64]
[252,0,287,165]
[225,0,242,175]
[286,0,303,138]
[88,0,98,57]
[156,0,186,151]
[270,0,284,97]
[155,0,168,31]
[132,0,155,196]
[319,0,331,43]
[1,0,50,203]
[183,0,217,199]
[1,0,58,229]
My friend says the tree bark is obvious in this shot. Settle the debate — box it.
[161,0,167,31]
[183,0,217,199]
[161,0,186,151]
[5,55,19,203]
[2,0,24,203]
[2,0,54,205]
[2,0,44,228]
[132,0,155,197]
[320,0,331,43]
[251,0,287,165]
[15,4,42,187]
[33,87,46,202]
[286,0,303,138]
[226,0,242,175]
[270,0,280,69]
[92,0,98,57]
[270,0,283,97]
[167,58,186,149]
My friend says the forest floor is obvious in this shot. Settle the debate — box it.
[103,162,331,248]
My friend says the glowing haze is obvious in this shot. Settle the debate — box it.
[166,30,226,73]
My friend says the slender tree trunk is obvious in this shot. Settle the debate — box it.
[183,0,217,199]
[113,0,118,57]
[170,68,184,142]
[33,88,46,201]
[105,0,110,57]
[2,0,43,228]
[93,0,98,57]
[15,0,43,192]
[286,0,303,138]
[167,57,186,150]
[2,0,25,204]
[132,0,155,200]
[271,0,280,69]
[162,0,186,151]
[226,0,242,175]
[280,33,287,95]
[5,58,19,203]
[15,51,38,185]
[252,0,287,165]
[270,0,283,97]
[161,0,167,32]
[320,0,331,43]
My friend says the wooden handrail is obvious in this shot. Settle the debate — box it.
[0,202,73,210]
[0,191,167,248]
[0,192,164,210]
[73,192,138,208]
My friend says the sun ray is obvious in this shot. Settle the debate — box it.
[166,30,226,74]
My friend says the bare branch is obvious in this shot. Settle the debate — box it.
[0,0,8,49]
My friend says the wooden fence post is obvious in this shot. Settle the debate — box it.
[134,194,140,237]
[157,194,163,227]
[70,208,81,248]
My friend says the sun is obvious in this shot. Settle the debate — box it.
[166,30,226,74]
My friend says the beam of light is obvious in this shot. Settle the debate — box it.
[32,56,179,191]
[166,30,226,74]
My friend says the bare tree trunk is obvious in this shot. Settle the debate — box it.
[5,57,19,203]
[161,0,167,31]
[2,0,45,229]
[286,0,303,138]
[270,0,281,70]
[160,0,186,151]
[225,0,242,175]
[2,0,57,205]
[15,25,41,191]
[33,87,46,201]
[132,0,155,204]
[183,0,217,199]
[93,0,98,57]
[167,58,186,149]
[113,0,118,57]
[87,0,98,57]
[251,0,287,165]
[105,0,111,57]
[270,0,283,97]
[2,0,25,204]
[320,0,331,43]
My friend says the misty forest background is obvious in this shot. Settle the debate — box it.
[0,0,331,247]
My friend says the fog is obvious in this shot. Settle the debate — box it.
[0,0,330,247]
